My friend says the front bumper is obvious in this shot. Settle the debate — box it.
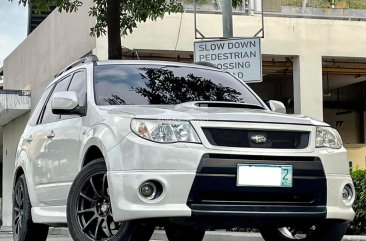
[108,170,354,225]
[107,133,355,225]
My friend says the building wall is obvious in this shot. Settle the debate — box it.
[345,144,366,169]
[109,13,366,58]
[1,1,96,227]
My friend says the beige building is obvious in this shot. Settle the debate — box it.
[1,0,366,228]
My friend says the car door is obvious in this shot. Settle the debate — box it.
[25,84,55,195]
[31,75,74,205]
[36,70,87,206]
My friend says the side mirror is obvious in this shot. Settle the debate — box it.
[52,91,84,115]
[267,100,286,114]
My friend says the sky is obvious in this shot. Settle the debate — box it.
[0,1,28,66]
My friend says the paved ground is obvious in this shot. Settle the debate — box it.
[0,232,263,241]
[0,230,264,241]
[1,230,366,241]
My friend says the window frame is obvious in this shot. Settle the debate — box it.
[28,84,56,126]
[67,69,87,108]
[39,74,73,124]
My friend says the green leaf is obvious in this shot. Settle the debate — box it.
[348,168,366,235]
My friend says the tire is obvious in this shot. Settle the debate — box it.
[260,221,349,241]
[67,159,155,241]
[12,174,49,241]
[165,224,205,241]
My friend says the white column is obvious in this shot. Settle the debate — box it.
[2,135,12,228]
[2,125,15,228]
[293,54,323,121]
[2,114,28,228]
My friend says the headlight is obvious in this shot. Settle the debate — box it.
[131,119,201,143]
[315,126,342,149]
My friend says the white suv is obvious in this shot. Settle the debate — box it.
[12,55,355,241]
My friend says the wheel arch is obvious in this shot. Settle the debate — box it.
[13,166,25,186]
[13,150,40,207]
[80,123,124,171]
[82,145,105,167]
[79,137,110,171]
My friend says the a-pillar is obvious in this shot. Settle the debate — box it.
[293,54,323,121]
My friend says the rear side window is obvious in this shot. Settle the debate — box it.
[28,85,54,126]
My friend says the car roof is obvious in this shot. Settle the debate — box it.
[95,60,222,72]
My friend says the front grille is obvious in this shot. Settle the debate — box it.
[202,128,310,149]
[187,154,327,207]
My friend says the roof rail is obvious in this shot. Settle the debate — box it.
[55,54,99,78]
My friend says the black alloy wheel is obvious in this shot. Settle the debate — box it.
[13,180,24,238]
[13,174,49,241]
[76,170,122,240]
[67,159,155,241]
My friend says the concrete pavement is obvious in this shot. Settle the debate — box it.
[1,230,366,241]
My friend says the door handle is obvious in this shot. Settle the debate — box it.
[24,135,33,142]
[47,130,55,139]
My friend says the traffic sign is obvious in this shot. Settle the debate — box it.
[194,38,262,82]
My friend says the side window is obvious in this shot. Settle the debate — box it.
[68,70,87,106]
[29,85,54,126]
[40,75,72,124]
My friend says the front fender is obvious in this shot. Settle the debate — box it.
[80,120,131,171]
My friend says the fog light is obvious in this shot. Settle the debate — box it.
[342,184,354,204]
[139,181,157,200]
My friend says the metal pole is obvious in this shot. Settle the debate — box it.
[248,0,253,16]
[194,0,197,39]
[222,0,233,38]
[301,0,308,14]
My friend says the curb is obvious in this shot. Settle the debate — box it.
[2,228,366,240]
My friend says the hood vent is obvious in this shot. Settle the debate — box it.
[193,101,265,110]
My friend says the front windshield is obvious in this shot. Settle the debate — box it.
[94,64,263,106]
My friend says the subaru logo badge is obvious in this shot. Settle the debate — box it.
[251,135,267,144]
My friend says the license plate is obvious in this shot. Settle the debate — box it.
[237,164,293,187]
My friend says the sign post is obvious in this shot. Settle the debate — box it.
[194,38,262,83]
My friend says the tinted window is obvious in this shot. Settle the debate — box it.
[29,85,54,125]
[41,76,71,124]
[68,70,86,106]
[94,65,262,106]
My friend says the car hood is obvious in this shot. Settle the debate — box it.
[99,102,328,126]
